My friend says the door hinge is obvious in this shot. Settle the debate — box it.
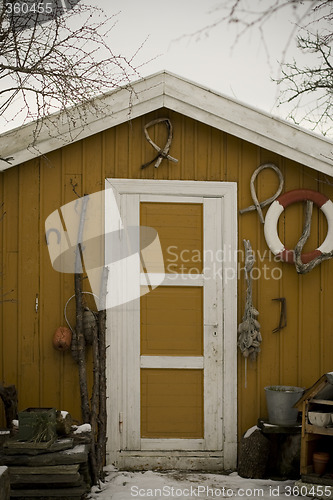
[119,412,123,433]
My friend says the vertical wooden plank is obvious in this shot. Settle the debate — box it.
[165,111,181,181]
[82,134,104,398]
[0,172,4,425]
[299,164,321,387]
[0,172,3,393]
[320,172,333,375]
[129,116,144,180]
[239,141,260,432]
[61,141,83,420]
[196,121,209,181]
[154,115,171,181]
[2,167,19,392]
[256,149,283,419]
[208,128,223,181]
[104,127,117,179]
[279,159,302,390]
[226,135,246,435]
[181,117,196,180]
[115,122,130,179]
[39,151,63,410]
[18,160,40,410]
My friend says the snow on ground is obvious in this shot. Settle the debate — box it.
[88,467,308,500]
[73,423,92,434]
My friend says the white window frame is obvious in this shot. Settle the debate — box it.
[105,179,238,470]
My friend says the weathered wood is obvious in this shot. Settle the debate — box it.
[10,471,81,485]
[3,438,73,455]
[9,464,80,475]
[0,444,89,466]
[295,200,333,274]
[301,474,333,486]
[239,163,284,223]
[56,411,73,436]
[141,118,178,169]
[74,195,91,424]
[9,485,87,497]
[89,306,100,484]
[96,273,108,480]
[4,437,55,450]
[0,385,18,429]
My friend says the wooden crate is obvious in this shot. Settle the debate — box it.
[295,373,333,484]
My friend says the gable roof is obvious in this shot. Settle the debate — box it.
[0,71,332,175]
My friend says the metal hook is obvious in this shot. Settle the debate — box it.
[272,297,287,333]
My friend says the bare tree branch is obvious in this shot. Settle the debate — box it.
[191,0,333,135]
[0,2,147,144]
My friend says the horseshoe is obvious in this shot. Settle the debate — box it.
[239,163,284,223]
[141,118,178,169]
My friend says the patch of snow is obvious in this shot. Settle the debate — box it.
[73,423,91,434]
[60,410,69,419]
[12,420,18,427]
[0,466,8,476]
[243,425,258,438]
[63,445,86,455]
[87,469,308,500]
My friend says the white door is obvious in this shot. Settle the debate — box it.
[106,180,238,471]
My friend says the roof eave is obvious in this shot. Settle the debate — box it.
[0,71,332,177]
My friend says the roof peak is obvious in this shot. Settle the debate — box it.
[0,71,332,175]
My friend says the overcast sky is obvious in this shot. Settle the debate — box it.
[1,0,323,133]
[100,0,312,123]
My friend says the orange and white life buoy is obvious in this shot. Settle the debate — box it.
[264,189,333,263]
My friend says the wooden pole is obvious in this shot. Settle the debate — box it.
[96,267,108,480]
[89,316,100,484]
[74,195,90,424]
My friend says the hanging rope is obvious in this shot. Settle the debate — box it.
[141,118,178,169]
[239,163,284,223]
[238,240,262,387]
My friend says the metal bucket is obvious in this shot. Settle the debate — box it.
[265,385,304,426]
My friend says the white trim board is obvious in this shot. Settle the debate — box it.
[1,71,332,176]
[105,178,238,470]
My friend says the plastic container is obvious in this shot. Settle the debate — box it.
[265,385,304,426]
[308,411,331,427]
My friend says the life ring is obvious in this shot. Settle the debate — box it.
[264,189,333,263]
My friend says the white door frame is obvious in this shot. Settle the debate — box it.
[105,179,238,470]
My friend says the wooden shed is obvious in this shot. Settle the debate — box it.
[0,71,333,471]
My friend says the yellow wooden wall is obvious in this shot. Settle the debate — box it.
[0,109,332,439]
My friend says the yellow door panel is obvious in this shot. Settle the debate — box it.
[141,369,204,438]
[140,202,203,273]
[141,287,203,356]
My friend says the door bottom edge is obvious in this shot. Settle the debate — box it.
[108,451,226,472]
